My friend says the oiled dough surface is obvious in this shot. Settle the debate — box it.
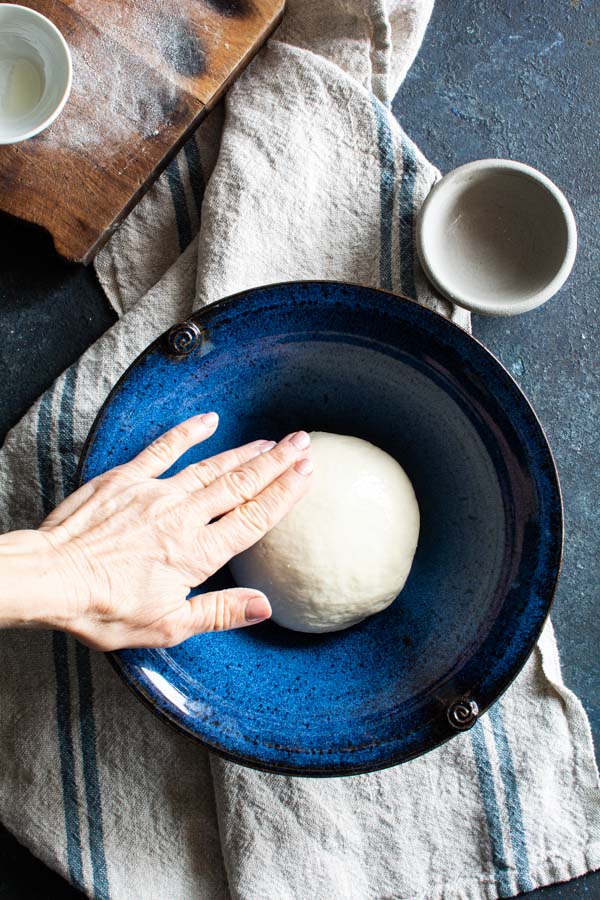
[230,432,420,633]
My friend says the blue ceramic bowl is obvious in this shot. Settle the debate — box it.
[78,282,562,775]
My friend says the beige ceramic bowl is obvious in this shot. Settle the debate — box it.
[416,159,577,316]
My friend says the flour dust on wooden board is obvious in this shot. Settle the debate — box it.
[69,0,220,85]
[40,0,214,153]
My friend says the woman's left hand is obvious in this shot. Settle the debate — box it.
[0,413,313,650]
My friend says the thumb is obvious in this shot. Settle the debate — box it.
[188,588,272,634]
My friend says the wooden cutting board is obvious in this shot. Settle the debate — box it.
[0,0,284,262]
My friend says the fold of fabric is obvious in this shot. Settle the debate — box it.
[0,2,598,898]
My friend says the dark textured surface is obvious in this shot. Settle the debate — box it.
[0,0,597,895]
[393,1,599,895]
[0,216,116,439]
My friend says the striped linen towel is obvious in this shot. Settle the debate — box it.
[1,2,599,898]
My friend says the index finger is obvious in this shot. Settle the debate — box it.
[125,412,219,478]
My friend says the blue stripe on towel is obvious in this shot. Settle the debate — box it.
[470,722,513,897]
[37,389,57,519]
[489,702,534,894]
[165,155,193,250]
[371,96,395,291]
[183,138,205,216]
[398,137,418,299]
[37,387,84,888]
[53,631,85,889]
[57,366,79,489]
[75,644,110,899]
[58,365,111,900]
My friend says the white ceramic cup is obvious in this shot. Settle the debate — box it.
[416,159,578,316]
[0,3,72,144]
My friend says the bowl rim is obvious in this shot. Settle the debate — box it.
[416,158,578,317]
[76,280,564,776]
[0,3,73,145]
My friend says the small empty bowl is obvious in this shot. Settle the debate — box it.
[416,159,577,316]
[0,4,72,144]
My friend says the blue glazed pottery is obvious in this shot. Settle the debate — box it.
[78,282,562,775]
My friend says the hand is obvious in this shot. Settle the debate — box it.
[0,413,313,650]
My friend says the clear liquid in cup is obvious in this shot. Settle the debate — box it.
[0,35,45,120]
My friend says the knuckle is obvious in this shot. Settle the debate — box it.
[207,592,233,632]
[189,460,217,488]
[147,436,174,464]
[168,419,196,445]
[177,419,197,440]
[157,619,181,648]
[158,531,185,569]
[269,441,295,466]
[269,476,293,503]
[147,494,174,521]
[223,467,258,500]
[239,498,269,533]
[100,468,128,489]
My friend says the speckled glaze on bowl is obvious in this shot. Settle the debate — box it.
[78,282,562,776]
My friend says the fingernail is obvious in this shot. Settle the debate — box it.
[256,439,276,454]
[288,431,311,450]
[245,595,272,623]
[202,412,219,427]
[295,457,313,476]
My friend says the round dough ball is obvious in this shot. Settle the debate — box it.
[230,432,420,633]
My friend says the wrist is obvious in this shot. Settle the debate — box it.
[0,530,78,629]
